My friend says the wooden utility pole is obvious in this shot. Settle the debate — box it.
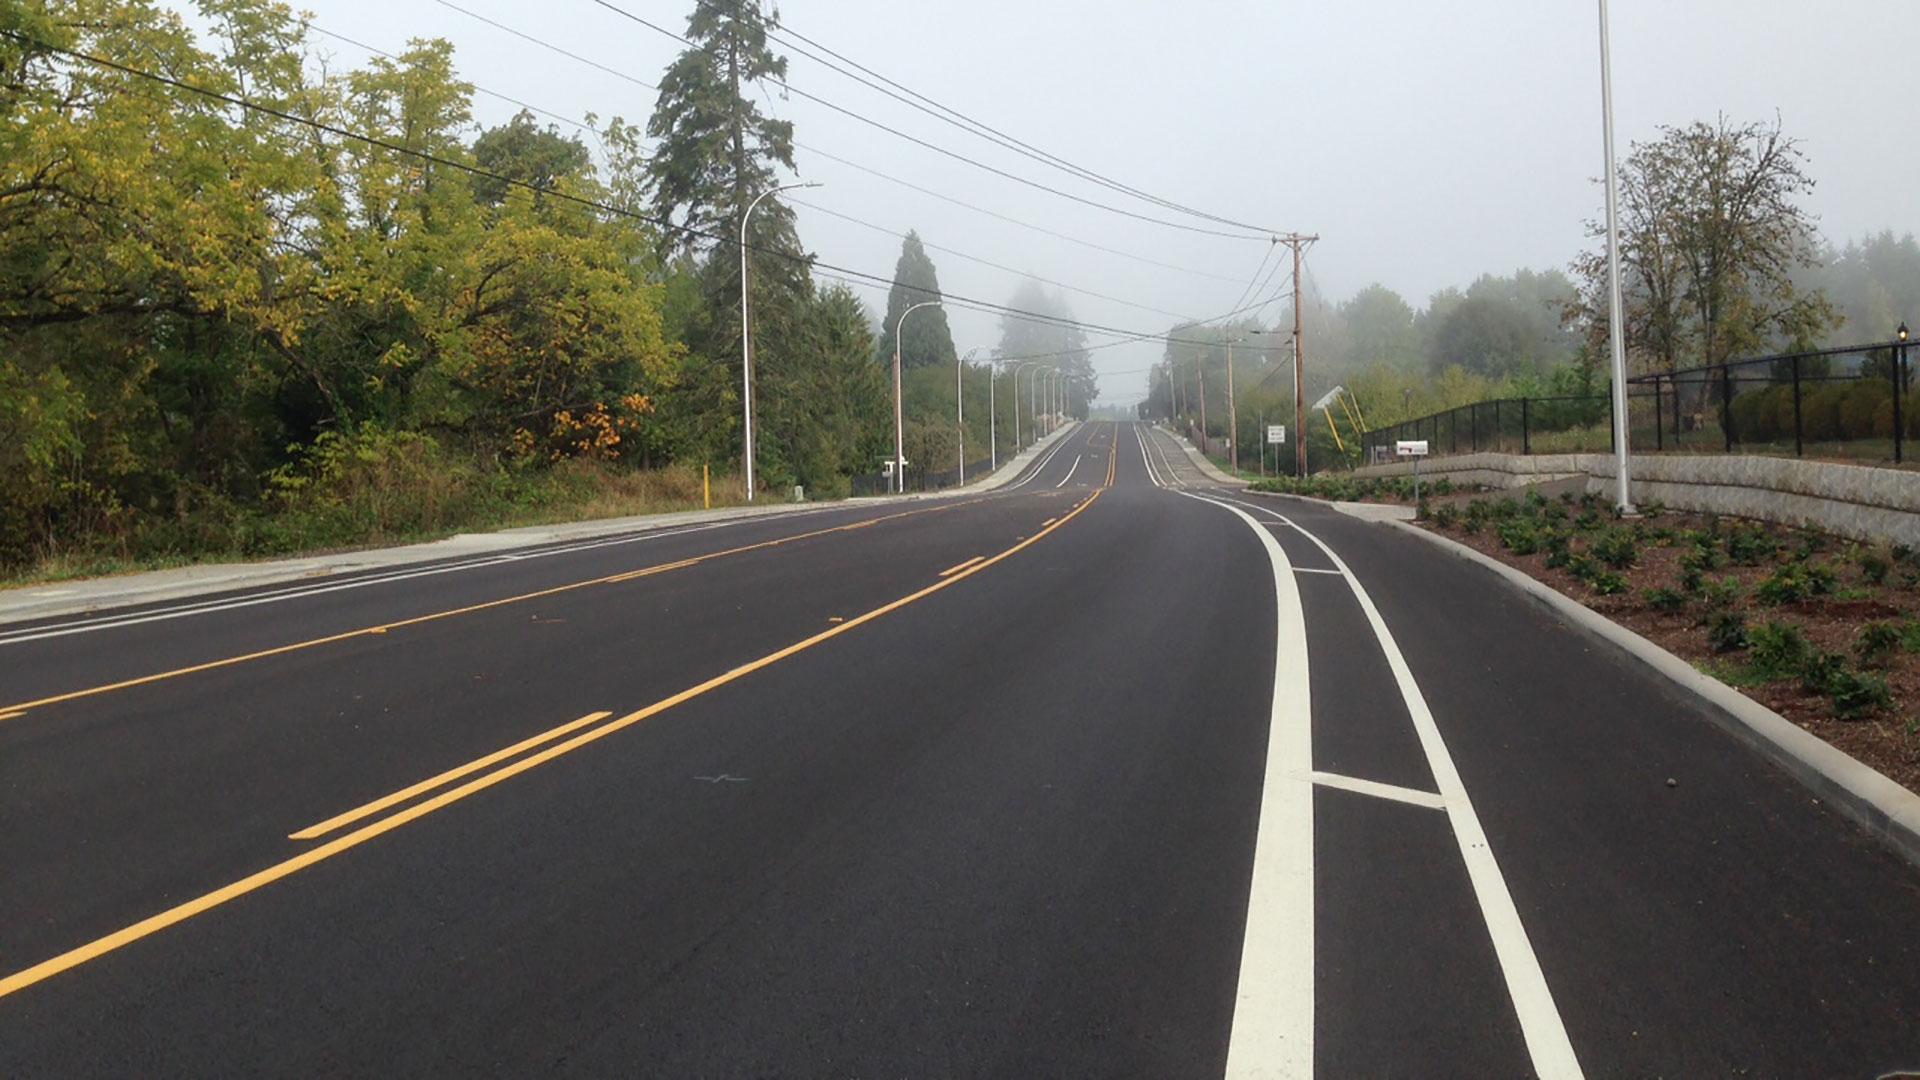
[1283,233,1319,477]
[1196,352,1208,454]
[1226,338,1238,475]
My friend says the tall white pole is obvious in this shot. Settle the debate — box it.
[893,299,940,495]
[1599,0,1635,513]
[989,362,997,470]
[958,347,978,485]
[740,179,818,503]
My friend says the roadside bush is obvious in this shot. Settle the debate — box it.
[1590,527,1640,569]
[1749,621,1811,679]
[1498,519,1542,556]
[1856,621,1902,669]
[1588,569,1629,596]
[1754,562,1837,605]
[1707,610,1749,653]
[1827,668,1893,720]
[1643,586,1688,614]
[1856,545,1892,586]
[1723,523,1778,565]
[1799,384,1847,442]
[1837,379,1892,440]
[1800,650,1847,695]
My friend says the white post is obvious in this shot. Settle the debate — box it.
[740,179,818,503]
[958,347,978,485]
[1599,0,1635,513]
[989,362,997,470]
[894,299,940,495]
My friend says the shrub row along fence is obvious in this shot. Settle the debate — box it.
[1361,338,1915,464]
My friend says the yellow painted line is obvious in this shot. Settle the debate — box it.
[1041,518,1057,527]
[288,711,615,840]
[0,488,1104,1001]
[0,710,24,721]
[1,500,982,717]
[938,555,986,577]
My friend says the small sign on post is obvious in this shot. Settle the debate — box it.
[1397,440,1431,514]
[1267,425,1285,445]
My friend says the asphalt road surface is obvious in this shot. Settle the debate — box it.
[4,421,1919,1077]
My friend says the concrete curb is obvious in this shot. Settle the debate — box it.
[1161,427,1250,487]
[0,423,1087,626]
[1381,517,1920,870]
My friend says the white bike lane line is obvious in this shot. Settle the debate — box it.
[1179,493,1315,1076]
[1207,493,1585,1079]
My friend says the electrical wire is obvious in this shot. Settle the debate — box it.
[426,0,1251,287]
[4,32,1269,355]
[585,0,1272,241]
[786,196,1196,323]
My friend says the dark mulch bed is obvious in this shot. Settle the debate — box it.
[1395,494,1920,798]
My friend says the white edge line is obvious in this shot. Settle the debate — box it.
[1053,452,1085,489]
[0,509,851,646]
[1234,497,1585,1079]
[1180,491,1314,1077]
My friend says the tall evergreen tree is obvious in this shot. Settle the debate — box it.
[996,280,1095,419]
[644,0,811,487]
[877,231,957,371]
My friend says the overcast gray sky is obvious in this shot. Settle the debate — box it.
[282,0,1920,407]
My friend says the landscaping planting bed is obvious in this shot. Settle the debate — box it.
[1266,479,1920,798]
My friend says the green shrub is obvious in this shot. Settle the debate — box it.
[1800,651,1846,694]
[1828,669,1892,720]
[1707,610,1749,653]
[1498,519,1542,555]
[1723,523,1778,565]
[1429,502,1458,529]
[1838,379,1893,440]
[1588,570,1629,596]
[1590,528,1640,569]
[1856,546,1892,586]
[1749,621,1811,679]
[1754,562,1838,605]
[1856,621,1902,668]
[1643,586,1688,613]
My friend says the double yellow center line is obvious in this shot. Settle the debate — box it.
[0,489,1106,1001]
[2,500,980,719]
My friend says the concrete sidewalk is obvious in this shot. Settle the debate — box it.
[0,423,1082,627]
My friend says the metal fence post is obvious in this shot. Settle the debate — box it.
[1654,378,1663,450]
[1895,343,1906,465]
[1791,353,1804,457]
[1494,399,1503,452]
[1470,402,1479,452]
[1722,365,1735,451]
[1522,397,1531,455]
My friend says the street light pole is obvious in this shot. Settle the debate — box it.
[989,360,998,471]
[740,180,820,502]
[1598,0,1635,512]
[893,299,941,494]
[1012,361,1039,448]
[958,346,979,485]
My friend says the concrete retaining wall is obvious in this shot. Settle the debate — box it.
[1352,452,1593,490]
[1586,454,1920,548]
[1355,451,1920,546]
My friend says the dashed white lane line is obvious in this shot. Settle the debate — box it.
[1180,492,1315,1077]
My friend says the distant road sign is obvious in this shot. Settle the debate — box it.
[1267,425,1285,445]
[1396,440,1430,457]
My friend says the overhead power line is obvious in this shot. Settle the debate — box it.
[426,0,1249,287]
[305,17,1208,328]
[1,33,1256,354]
[584,0,1271,241]
[763,23,1278,234]
[786,196,1196,323]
